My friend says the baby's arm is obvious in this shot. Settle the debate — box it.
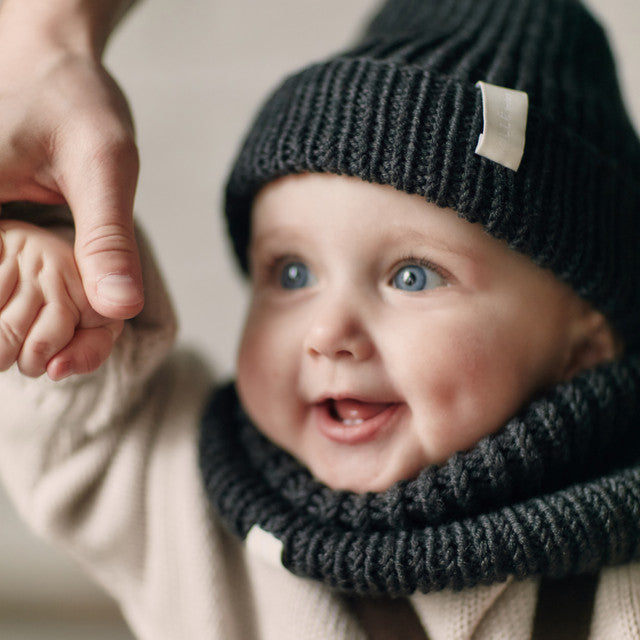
[0,212,223,635]
[0,220,123,381]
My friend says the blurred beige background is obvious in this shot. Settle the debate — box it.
[0,0,638,637]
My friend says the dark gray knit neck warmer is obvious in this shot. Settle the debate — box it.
[199,354,640,596]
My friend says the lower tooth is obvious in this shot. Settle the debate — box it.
[343,419,364,426]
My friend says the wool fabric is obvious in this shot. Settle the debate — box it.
[224,0,640,349]
[199,354,640,596]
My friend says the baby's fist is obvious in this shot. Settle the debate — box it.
[0,220,123,380]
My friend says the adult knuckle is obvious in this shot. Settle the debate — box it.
[79,222,137,259]
[77,119,138,171]
[92,134,138,169]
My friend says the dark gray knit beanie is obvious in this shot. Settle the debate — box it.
[225,0,640,350]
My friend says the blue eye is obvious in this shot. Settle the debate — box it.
[392,264,443,291]
[280,261,313,289]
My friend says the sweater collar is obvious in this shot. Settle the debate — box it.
[199,355,640,596]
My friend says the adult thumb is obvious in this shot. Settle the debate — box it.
[64,133,144,320]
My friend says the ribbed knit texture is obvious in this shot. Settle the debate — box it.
[200,354,640,596]
[225,0,640,349]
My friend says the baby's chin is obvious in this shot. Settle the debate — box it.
[303,451,430,494]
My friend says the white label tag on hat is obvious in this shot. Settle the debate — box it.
[475,81,529,171]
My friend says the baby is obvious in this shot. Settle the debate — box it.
[0,173,617,490]
[1,0,640,638]
[208,171,617,494]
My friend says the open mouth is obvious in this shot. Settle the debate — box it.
[326,398,393,425]
[315,398,401,444]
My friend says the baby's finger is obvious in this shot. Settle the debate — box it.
[0,255,19,310]
[0,284,43,371]
[17,301,78,377]
[46,325,119,381]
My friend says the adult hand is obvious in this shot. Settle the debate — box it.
[0,0,143,320]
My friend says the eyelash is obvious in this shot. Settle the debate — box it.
[252,253,451,286]
[392,255,450,283]
[260,254,304,284]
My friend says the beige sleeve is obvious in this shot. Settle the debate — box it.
[0,207,216,609]
[590,563,640,639]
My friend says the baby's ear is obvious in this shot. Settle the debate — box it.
[562,309,621,380]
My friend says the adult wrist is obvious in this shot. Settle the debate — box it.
[0,0,136,60]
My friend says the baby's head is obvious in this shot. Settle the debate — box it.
[224,0,640,492]
[235,172,619,492]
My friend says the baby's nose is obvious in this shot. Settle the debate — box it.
[304,307,374,361]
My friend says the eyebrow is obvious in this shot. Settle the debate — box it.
[250,228,309,253]
[251,222,484,267]
[382,226,482,264]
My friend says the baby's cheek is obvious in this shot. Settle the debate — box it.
[414,337,509,452]
[237,317,296,410]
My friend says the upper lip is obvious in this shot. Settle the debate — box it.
[311,391,400,405]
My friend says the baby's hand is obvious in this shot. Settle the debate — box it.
[0,220,124,381]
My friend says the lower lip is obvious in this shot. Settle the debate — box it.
[312,402,403,445]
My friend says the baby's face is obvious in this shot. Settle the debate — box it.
[236,173,592,492]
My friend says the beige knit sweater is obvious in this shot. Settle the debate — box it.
[0,227,638,640]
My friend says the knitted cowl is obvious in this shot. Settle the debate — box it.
[199,353,640,596]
